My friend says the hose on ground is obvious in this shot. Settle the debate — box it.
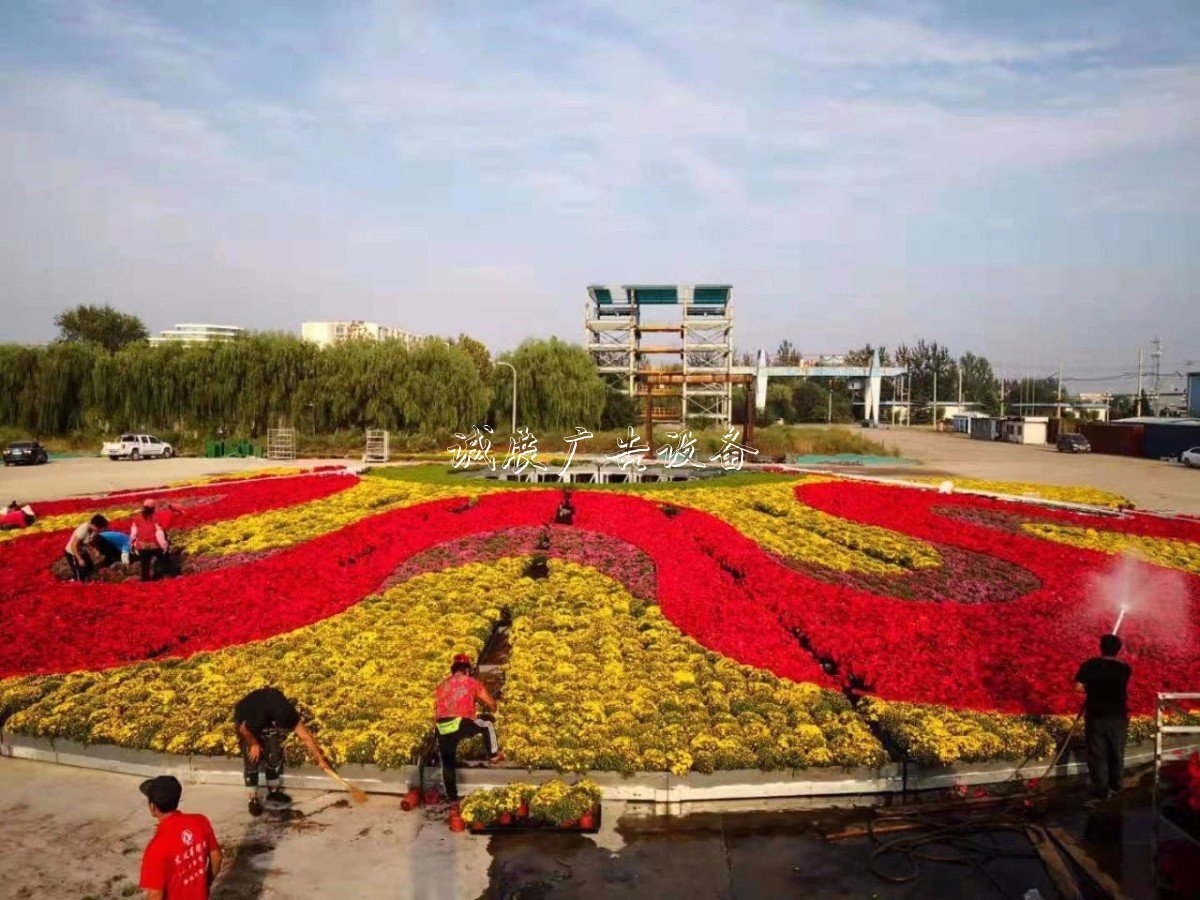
[866,807,1041,896]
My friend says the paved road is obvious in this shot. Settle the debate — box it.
[0,757,1154,899]
[0,758,492,900]
[0,456,355,504]
[874,427,1200,515]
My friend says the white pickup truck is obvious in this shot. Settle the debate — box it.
[102,433,175,461]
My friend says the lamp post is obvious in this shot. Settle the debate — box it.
[496,361,517,435]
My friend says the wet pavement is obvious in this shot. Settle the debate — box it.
[0,756,1173,899]
[479,783,1163,900]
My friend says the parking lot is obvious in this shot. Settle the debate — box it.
[870,427,1200,515]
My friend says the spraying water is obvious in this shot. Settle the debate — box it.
[1085,552,1194,648]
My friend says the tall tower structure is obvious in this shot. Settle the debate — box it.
[585,285,734,428]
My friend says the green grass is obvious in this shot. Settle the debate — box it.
[368,463,795,492]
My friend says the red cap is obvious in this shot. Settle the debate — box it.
[452,653,471,667]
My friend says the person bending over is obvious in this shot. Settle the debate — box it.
[63,514,108,582]
[130,501,169,582]
[88,529,129,570]
[1074,633,1132,800]
[233,687,337,816]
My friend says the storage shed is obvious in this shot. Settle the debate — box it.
[1000,417,1049,445]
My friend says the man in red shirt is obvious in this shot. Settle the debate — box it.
[434,653,503,805]
[138,775,222,899]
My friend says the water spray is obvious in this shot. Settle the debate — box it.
[1112,605,1128,636]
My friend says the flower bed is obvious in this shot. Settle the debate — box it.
[1,470,1197,774]
[461,780,601,831]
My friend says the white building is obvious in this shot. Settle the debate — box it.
[301,321,423,348]
[149,323,244,344]
[1000,416,1050,445]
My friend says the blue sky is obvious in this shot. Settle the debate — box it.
[1,1,1198,390]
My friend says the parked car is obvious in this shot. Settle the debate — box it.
[1056,433,1091,453]
[102,433,174,461]
[1182,447,1200,468]
[3,440,49,466]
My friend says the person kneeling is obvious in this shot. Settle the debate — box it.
[433,653,503,807]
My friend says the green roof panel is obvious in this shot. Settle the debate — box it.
[693,286,730,304]
[631,286,678,305]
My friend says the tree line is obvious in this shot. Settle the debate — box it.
[761,339,1105,425]
[1,316,614,437]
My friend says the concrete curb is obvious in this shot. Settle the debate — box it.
[0,730,1170,813]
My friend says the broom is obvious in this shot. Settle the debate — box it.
[326,768,369,804]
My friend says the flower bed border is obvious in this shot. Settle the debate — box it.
[1,729,1174,814]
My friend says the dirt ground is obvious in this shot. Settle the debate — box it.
[867,427,1200,515]
[0,456,355,504]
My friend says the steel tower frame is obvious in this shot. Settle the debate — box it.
[585,285,733,429]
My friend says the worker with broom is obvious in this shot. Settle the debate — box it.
[1074,633,1132,801]
[234,687,362,815]
[434,653,504,807]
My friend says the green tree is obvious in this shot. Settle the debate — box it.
[764,383,794,422]
[958,352,1000,414]
[773,340,801,366]
[845,344,890,367]
[454,334,494,385]
[401,340,489,433]
[791,381,832,422]
[894,340,958,424]
[54,304,148,352]
[599,385,637,430]
[497,338,606,432]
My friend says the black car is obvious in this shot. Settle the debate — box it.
[1056,433,1091,453]
[3,440,49,465]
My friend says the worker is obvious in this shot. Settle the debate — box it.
[555,489,575,525]
[63,514,108,582]
[233,687,338,817]
[1,501,35,529]
[88,529,130,569]
[156,500,181,534]
[138,775,221,900]
[433,653,504,806]
[1074,633,1132,800]
[130,500,169,582]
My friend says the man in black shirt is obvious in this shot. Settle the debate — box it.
[1074,634,1132,800]
[233,687,337,817]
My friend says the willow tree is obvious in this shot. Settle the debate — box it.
[497,338,605,432]
[401,340,489,433]
[28,341,96,433]
[0,344,41,431]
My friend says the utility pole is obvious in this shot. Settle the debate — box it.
[1056,362,1063,418]
[999,364,1005,416]
[932,369,938,429]
[957,366,963,407]
[1136,346,1144,417]
[827,388,832,424]
[1151,336,1162,396]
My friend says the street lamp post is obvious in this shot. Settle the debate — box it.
[496,361,517,435]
